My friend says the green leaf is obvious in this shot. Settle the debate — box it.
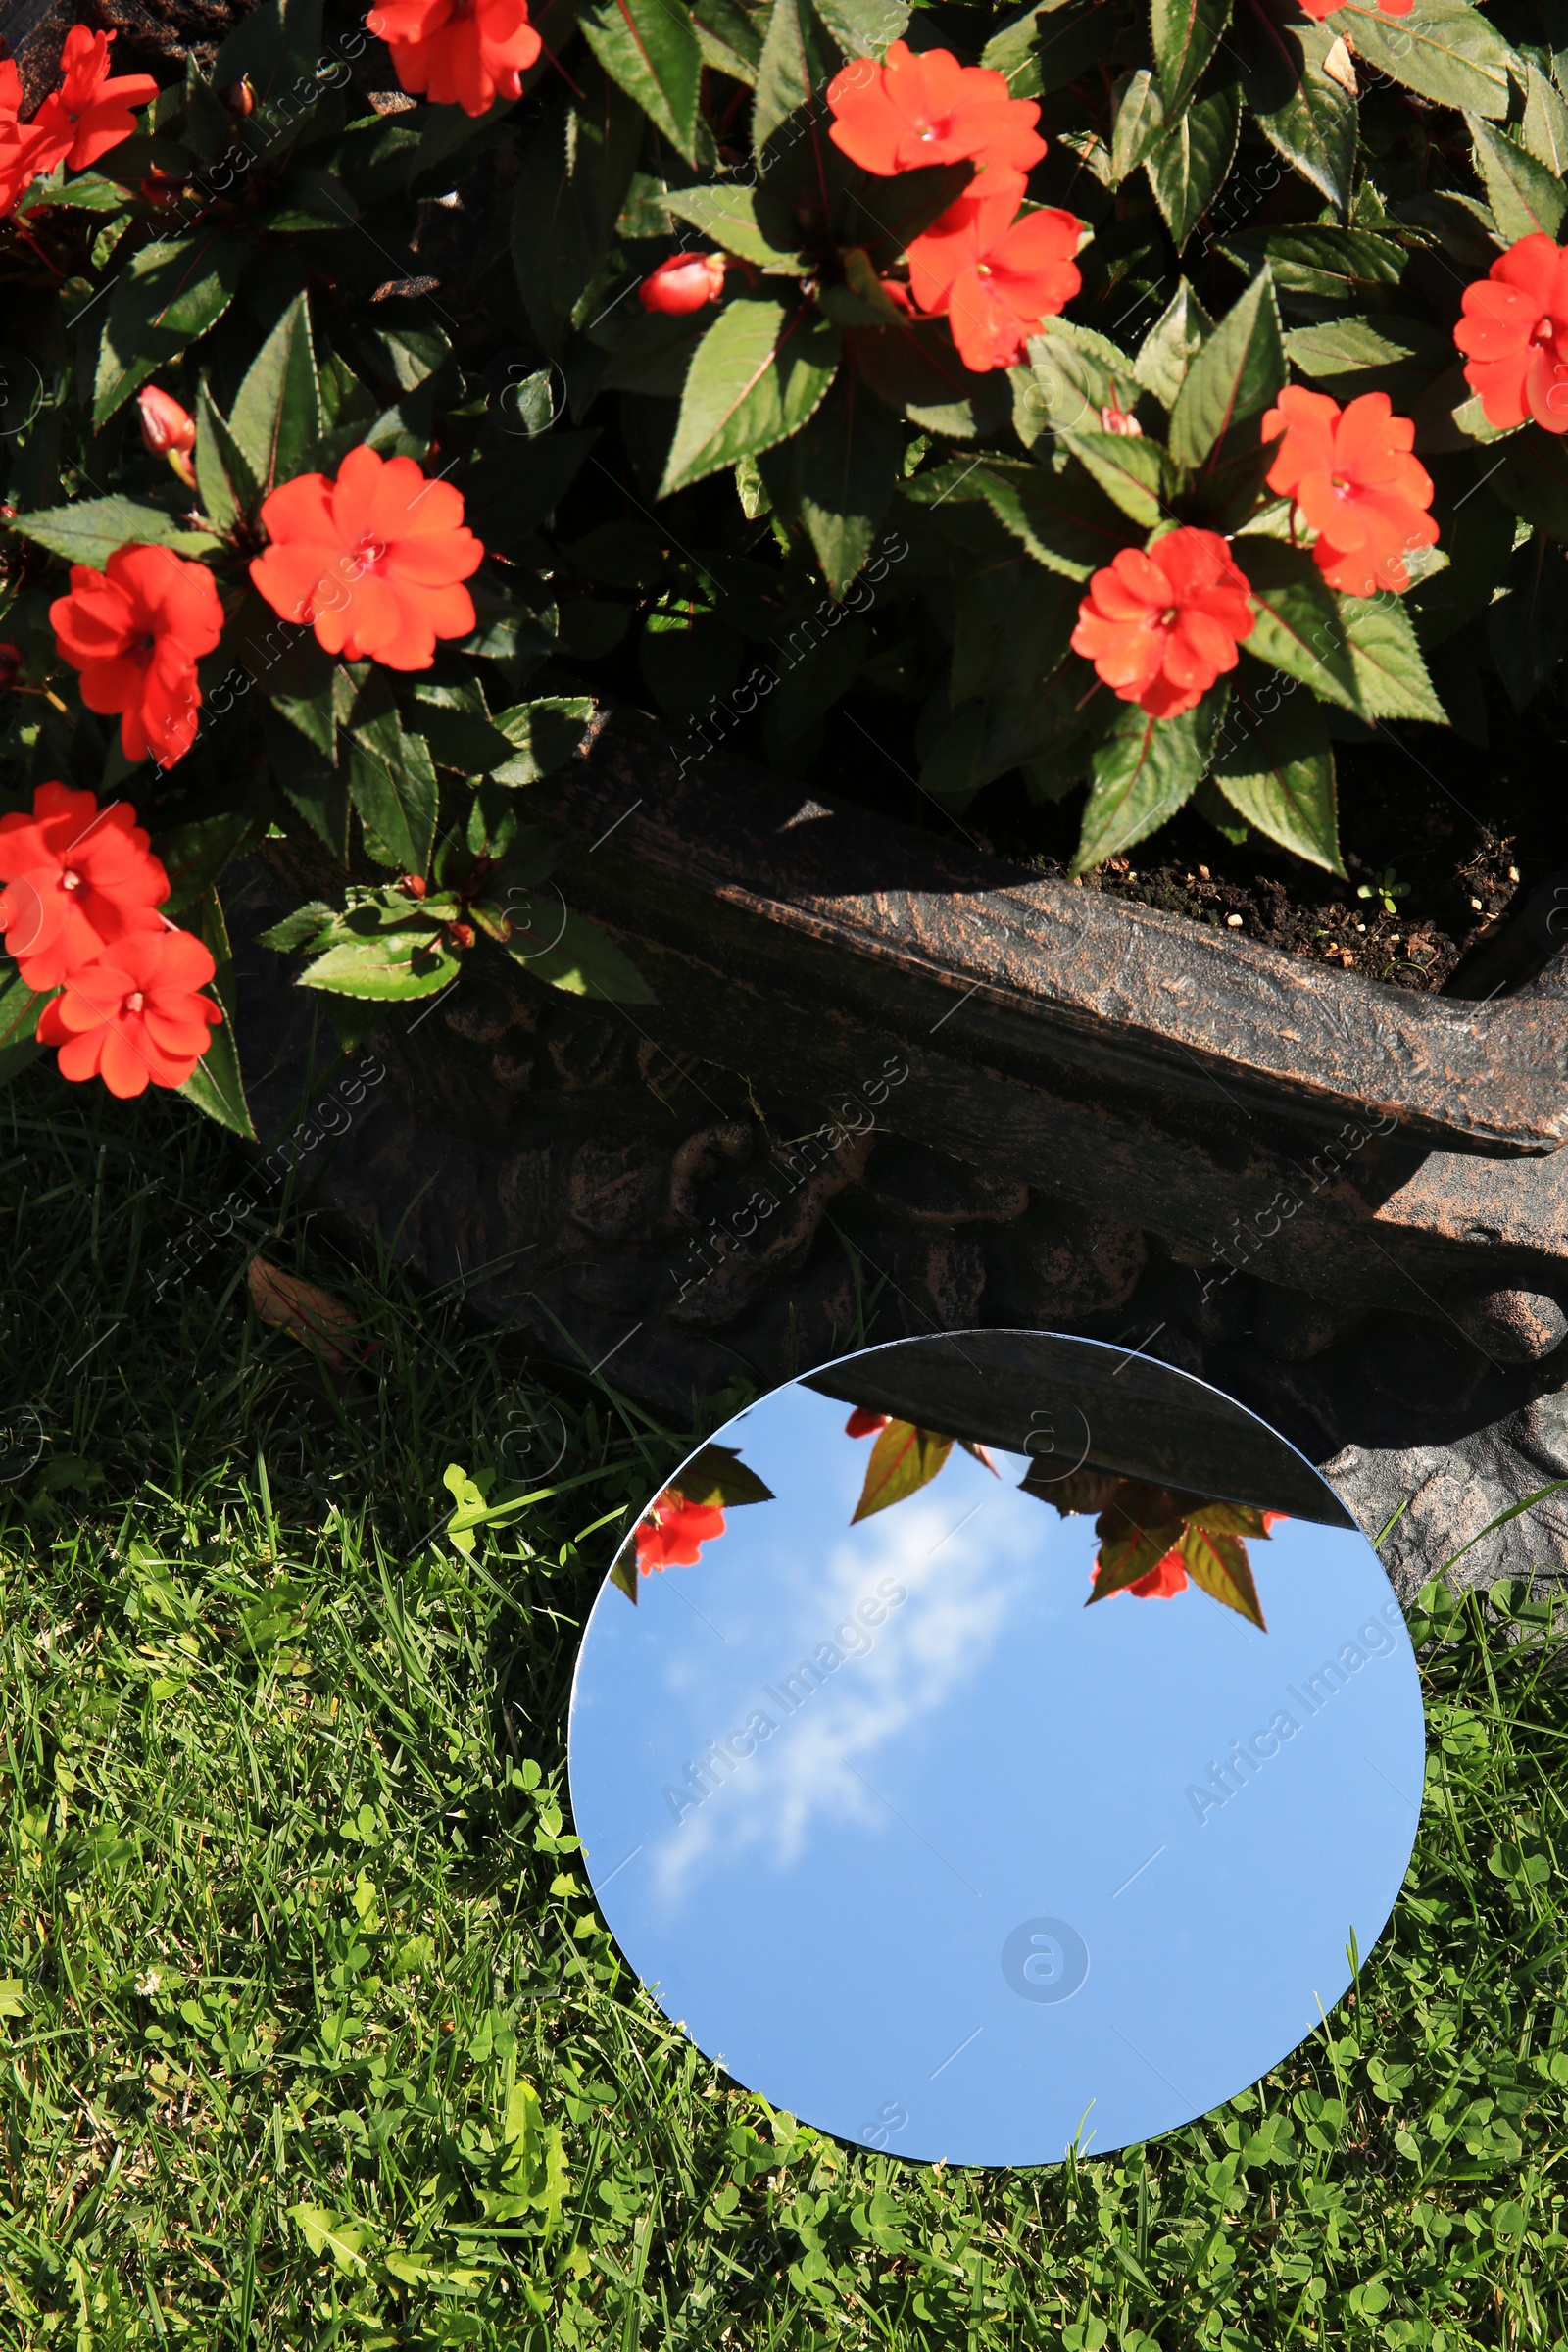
[1486,531,1568,714]
[792,370,899,593]
[984,0,1105,100]
[1336,591,1447,723]
[1283,312,1450,409]
[301,922,461,1000]
[503,908,656,1002]
[580,0,704,163]
[176,890,256,1140]
[1520,58,1568,173]
[1231,536,1362,713]
[194,380,253,530]
[852,1420,956,1522]
[1466,115,1568,243]
[94,232,244,424]
[346,713,440,873]
[226,291,322,500]
[1168,265,1285,470]
[923,552,1085,801]
[287,2203,369,2273]
[1212,660,1343,870]
[815,0,909,60]
[852,316,1012,437]
[754,0,837,154]
[490,697,596,785]
[671,1443,777,1507]
[1152,0,1233,120]
[1232,2,1357,211]
[1110,68,1165,184]
[0,965,44,1087]
[1338,0,1511,119]
[513,76,646,357]
[911,455,1132,581]
[1218,224,1412,302]
[1144,76,1240,252]
[1491,422,1568,538]
[1017,317,1139,444]
[1071,691,1222,874]
[1135,281,1213,409]
[693,0,765,80]
[156,808,269,917]
[10,497,219,568]
[663,182,808,269]
[1059,429,1173,527]
[662,294,840,494]
[1173,1518,1267,1628]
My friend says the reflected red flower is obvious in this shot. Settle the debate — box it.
[640,252,726,315]
[36,925,222,1097]
[367,0,542,117]
[845,1407,890,1438]
[1071,527,1253,719]
[0,780,169,991]
[1453,231,1568,434]
[907,182,1080,371]
[1095,1547,1188,1600]
[826,42,1045,178]
[636,1489,727,1573]
[1262,385,1438,597]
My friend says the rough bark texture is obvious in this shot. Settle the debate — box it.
[227,806,1568,1619]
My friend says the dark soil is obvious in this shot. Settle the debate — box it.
[809,685,1568,999]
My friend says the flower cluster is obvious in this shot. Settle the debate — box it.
[366,0,542,119]
[0,27,157,216]
[827,43,1080,372]
[0,784,220,1096]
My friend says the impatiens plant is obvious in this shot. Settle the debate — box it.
[2,0,1567,1130]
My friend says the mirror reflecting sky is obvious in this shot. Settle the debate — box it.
[568,1335,1425,2166]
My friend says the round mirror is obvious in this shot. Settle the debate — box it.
[568,1332,1425,2166]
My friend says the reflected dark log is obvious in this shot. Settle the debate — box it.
[803,1330,1353,1529]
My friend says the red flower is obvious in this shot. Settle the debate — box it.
[907,182,1081,370]
[1298,0,1409,16]
[36,926,222,1098]
[26,27,159,172]
[845,1407,890,1438]
[0,65,49,215]
[1071,528,1254,719]
[1453,231,1568,435]
[827,42,1046,179]
[1261,385,1438,597]
[1091,1547,1188,1600]
[640,252,727,315]
[250,445,483,671]
[366,0,542,118]
[50,544,223,771]
[635,1489,727,1573]
[0,781,169,992]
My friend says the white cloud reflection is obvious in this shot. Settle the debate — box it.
[647,1461,1050,1912]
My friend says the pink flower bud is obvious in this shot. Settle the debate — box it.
[640,252,727,316]
[137,386,196,458]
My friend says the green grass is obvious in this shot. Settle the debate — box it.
[2,1067,1567,2349]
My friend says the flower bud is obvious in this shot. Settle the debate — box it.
[220,77,255,115]
[138,385,196,458]
[0,642,23,691]
[397,872,427,899]
[444,921,475,952]
[639,251,727,316]
[1100,397,1143,437]
[139,173,187,209]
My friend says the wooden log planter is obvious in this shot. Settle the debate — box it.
[231,703,1568,1514]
